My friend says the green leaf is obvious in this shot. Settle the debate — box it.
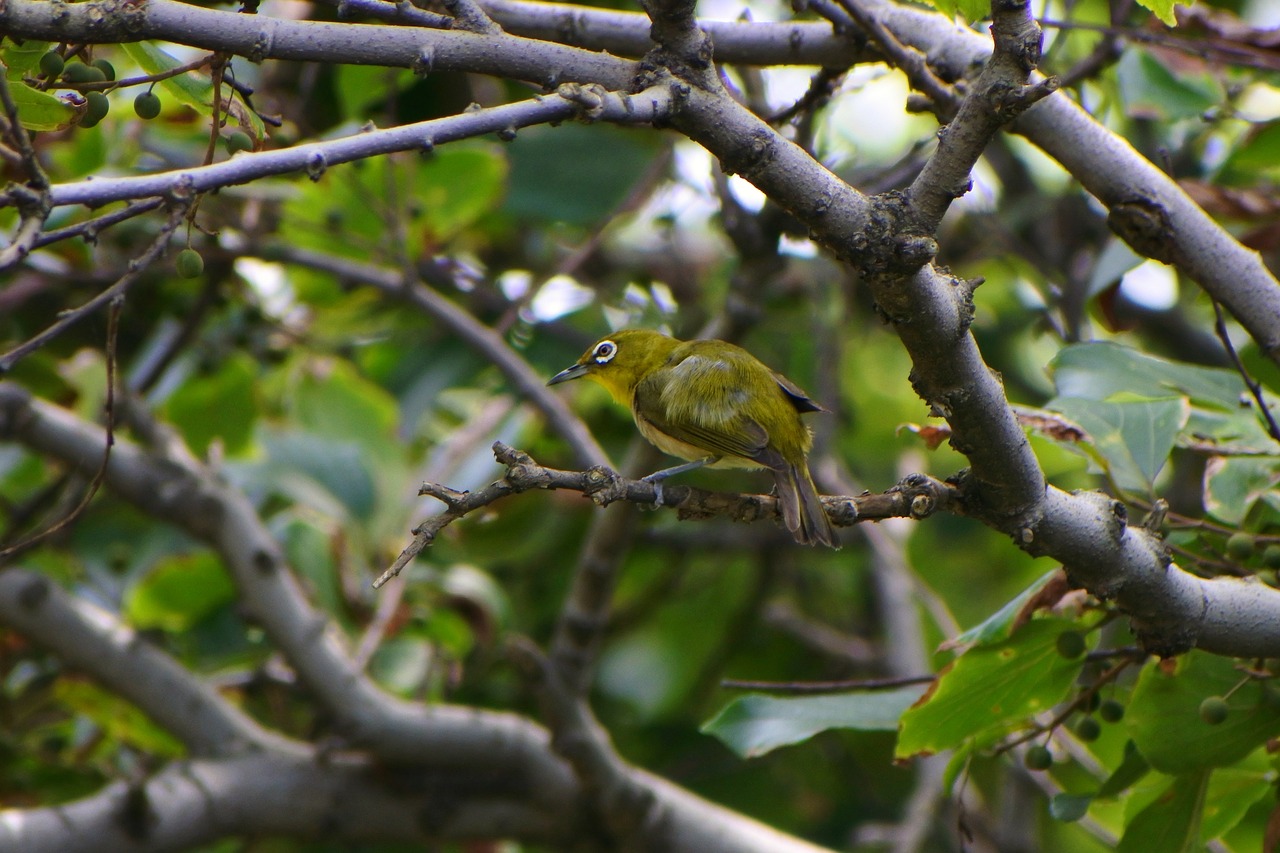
[1050,396,1189,494]
[1050,793,1093,822]
[125,552,237,632]
[1201,766,1273,842]
[5,79,76,131]
[917,0,988,21]
[896,619,1083,758]
[1204,457,1280,526]
[256,429,378,521]
[1132,0,1177,26]
[291,358,398,444]
[3,40,52,79]
[1117,771,1209,853]
[506,123,663,227]
[1218,121,1280,186]
[1117,48,1220,119]
[1098,740,1151,798]
[703,687,927,758]
[1086,240,1145,298]
[1049,342,1245,409]
[334,64,417,121]
[369,637,432,696]
[280,515,342,615]
[282,145,506,259]
[1127,652,1280,774]
[954,0,990,22]
[416,146,506,241]
[121,41,214,117]
[944,568,1062,650]
[54,680,185,757]
[161,353,259,456]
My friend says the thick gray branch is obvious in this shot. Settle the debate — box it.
[0,751,576,853]
[0,568,289,757]
[0,0,636,90]
[862,0,1280,363]
[640,6,1280,657]
[478,0,864,65]
[1035,490,1280,657]
[0,383,571,775]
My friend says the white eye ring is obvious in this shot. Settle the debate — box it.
[593,340,617,364]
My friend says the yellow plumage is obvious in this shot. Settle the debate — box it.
[548,330,837,548]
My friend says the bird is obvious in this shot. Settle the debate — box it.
[547,329,838,548]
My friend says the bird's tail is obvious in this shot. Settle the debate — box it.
[775,462,838,549]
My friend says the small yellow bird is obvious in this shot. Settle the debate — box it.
[548,329,837,548]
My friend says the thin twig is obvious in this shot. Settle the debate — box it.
[439,0,502,33]
[832,0,958,117]
[0,302,121,558]
[30,199,167,252]
[328,0,453,28]
[1040,17,1280,73]
[1211,298,1280,444]
[0,73,52,272]
[768,67,844,125]
[42,53,217,93]
[373,442,958,588]
[994,653,1144,755]
[721,673,936,693]
[353,395,515,667]
[0,203,190,374]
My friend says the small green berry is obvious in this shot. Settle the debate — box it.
[176,248,204,279]
[1074,716,1102,742]
[81,92,110,127]
[133,91,162,120]
[1199,696,1229,725]
[223,130,253,154]
[1024,745,1053,771]
[1098,699,1125,723]
[39,51,65,79]
[90,58,116,81]
[1056,631,1086,660]
[1227,532,1255,562]
[62,62,106,84]
[1262,544,1280,570]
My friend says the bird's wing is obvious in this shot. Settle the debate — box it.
[634,356,782,465]
[772,372,827,414]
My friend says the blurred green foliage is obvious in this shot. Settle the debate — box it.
[5,0,1280,850]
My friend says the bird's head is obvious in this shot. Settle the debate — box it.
[547,329,677,405]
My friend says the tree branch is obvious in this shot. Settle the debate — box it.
[0,568,290,757]
[0,73,52,272]
[855,0,1280,364]
[476,0,867,66]
[0,383,852,852]
[376,442,955,587]
[29,84,669,210]
[0,203,189,373]
[630,0,1280,658]
[0,750,580,852]
[0,0,637,90]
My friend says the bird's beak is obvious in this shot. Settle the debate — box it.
[547,363,589,386]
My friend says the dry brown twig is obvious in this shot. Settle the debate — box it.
[373,441,960,587]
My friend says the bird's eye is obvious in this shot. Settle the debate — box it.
[593,341,617,364]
